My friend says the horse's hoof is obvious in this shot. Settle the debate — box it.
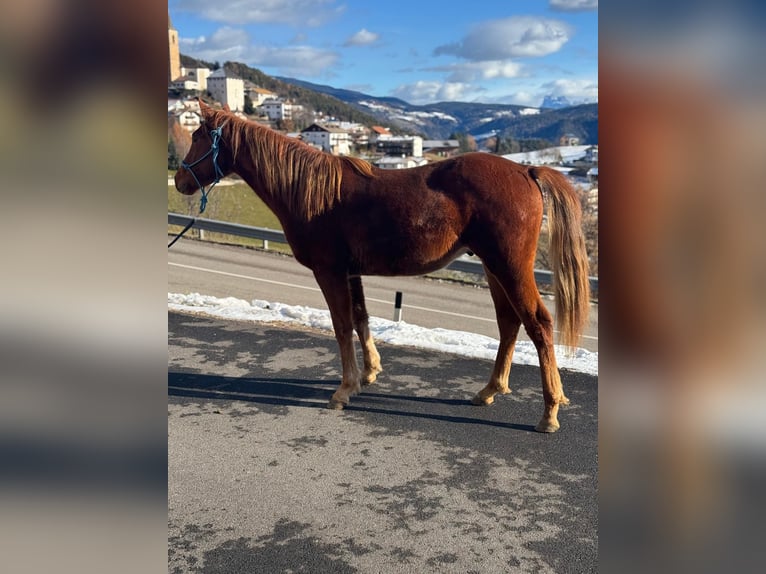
[361,367,382,386]
[327,399,346,410]
[535,420,560,433]
[361,374,377,387]
[471,394,494,406]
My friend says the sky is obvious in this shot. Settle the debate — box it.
[169,0,598,107]
[168,292,598,376]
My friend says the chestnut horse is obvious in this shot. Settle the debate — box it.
[175,100,590,432]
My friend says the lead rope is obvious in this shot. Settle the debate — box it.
[168,122,227,248]
[167,217,197,248]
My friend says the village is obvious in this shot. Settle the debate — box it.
[168,73,597,180]
[168,17,596,183]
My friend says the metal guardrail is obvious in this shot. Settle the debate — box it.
[169,212,598,292]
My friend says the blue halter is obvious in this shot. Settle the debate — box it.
[181,121,227,213]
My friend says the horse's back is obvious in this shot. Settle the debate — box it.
[427,153,543,218]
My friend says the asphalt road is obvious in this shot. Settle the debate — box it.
[168,311,598,573]
[168,238,598,352]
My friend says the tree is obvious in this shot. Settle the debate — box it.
[168,139,179,170]
[243,94,255,115]
[276,118,295,132]
[579,187,599,276]
[496,137,521,155]
[168,118,191,170]
[452,132,476,153]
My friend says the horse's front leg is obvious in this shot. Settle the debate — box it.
[313,269,360,409]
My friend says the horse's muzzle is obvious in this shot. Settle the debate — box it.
[174,169,197,195]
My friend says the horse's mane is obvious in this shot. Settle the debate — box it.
[210,109,374,220]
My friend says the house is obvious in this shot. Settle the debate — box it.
[182,98,201,113]
[173,109,201,132]
[422,140,460,158]
[260,99,301,122]
[246,86,278,107]
[559,133,581,146]
[171,76,197,91]
[351,127,370,148]
[207,68,245,111]
[321,121,369,147]
[369,126,392,143]
[172,67,211,91]
[300,123,352,155]
[376,135,423,158]
[167,99,185,114]
[374,156,429,170]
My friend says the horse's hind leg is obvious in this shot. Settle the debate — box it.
[472,268,522,406]
[349,276,382,385]
[486,264,568,432]
[313,269,361,409]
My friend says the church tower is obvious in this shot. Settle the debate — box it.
[168,12,181,84]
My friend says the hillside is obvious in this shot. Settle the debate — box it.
[179,55,597,142]
[277,76,597,142]
[180,55,390,131]
[488,103,598,144]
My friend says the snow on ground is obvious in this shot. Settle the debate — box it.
[502,145,592,165]
[169,293,598,376]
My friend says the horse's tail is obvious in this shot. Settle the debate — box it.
[528,166,591,350]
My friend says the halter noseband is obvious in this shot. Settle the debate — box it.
[181,121,228,213]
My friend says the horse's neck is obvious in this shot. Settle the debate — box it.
[232,127,313,224]
[231,159,295,228]
[235,164,276,209]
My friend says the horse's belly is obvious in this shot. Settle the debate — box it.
[355,243,469,276]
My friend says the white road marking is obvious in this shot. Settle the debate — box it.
[168,261,597,341]
[170,262,321,293]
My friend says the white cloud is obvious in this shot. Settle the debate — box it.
[391,81,478,105]
[436,83,476,102]
[541,78,599,102]
[259,45,341,77]
[391,81,442,103]
[434,17,572,61]
[176,0,345,27]
[344,28,379,47]
[549,0,598,12]
[175,0,344,27]
[179,27,252,61]
[467,76,598,107]
[497,91,540,107]
[440,60,525,83]
[180,28,339,78]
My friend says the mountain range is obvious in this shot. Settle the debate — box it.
[276,76,597,143]
[181,56,597,144]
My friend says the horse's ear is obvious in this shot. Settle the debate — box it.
[198,98,212,119]
[223,103,231,112]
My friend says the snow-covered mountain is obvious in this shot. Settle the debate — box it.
[179,56,597,142]
[277,76,597,143]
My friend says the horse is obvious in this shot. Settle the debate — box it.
[174,100,590,432]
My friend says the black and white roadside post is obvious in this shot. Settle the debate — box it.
[393,291,403,322]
